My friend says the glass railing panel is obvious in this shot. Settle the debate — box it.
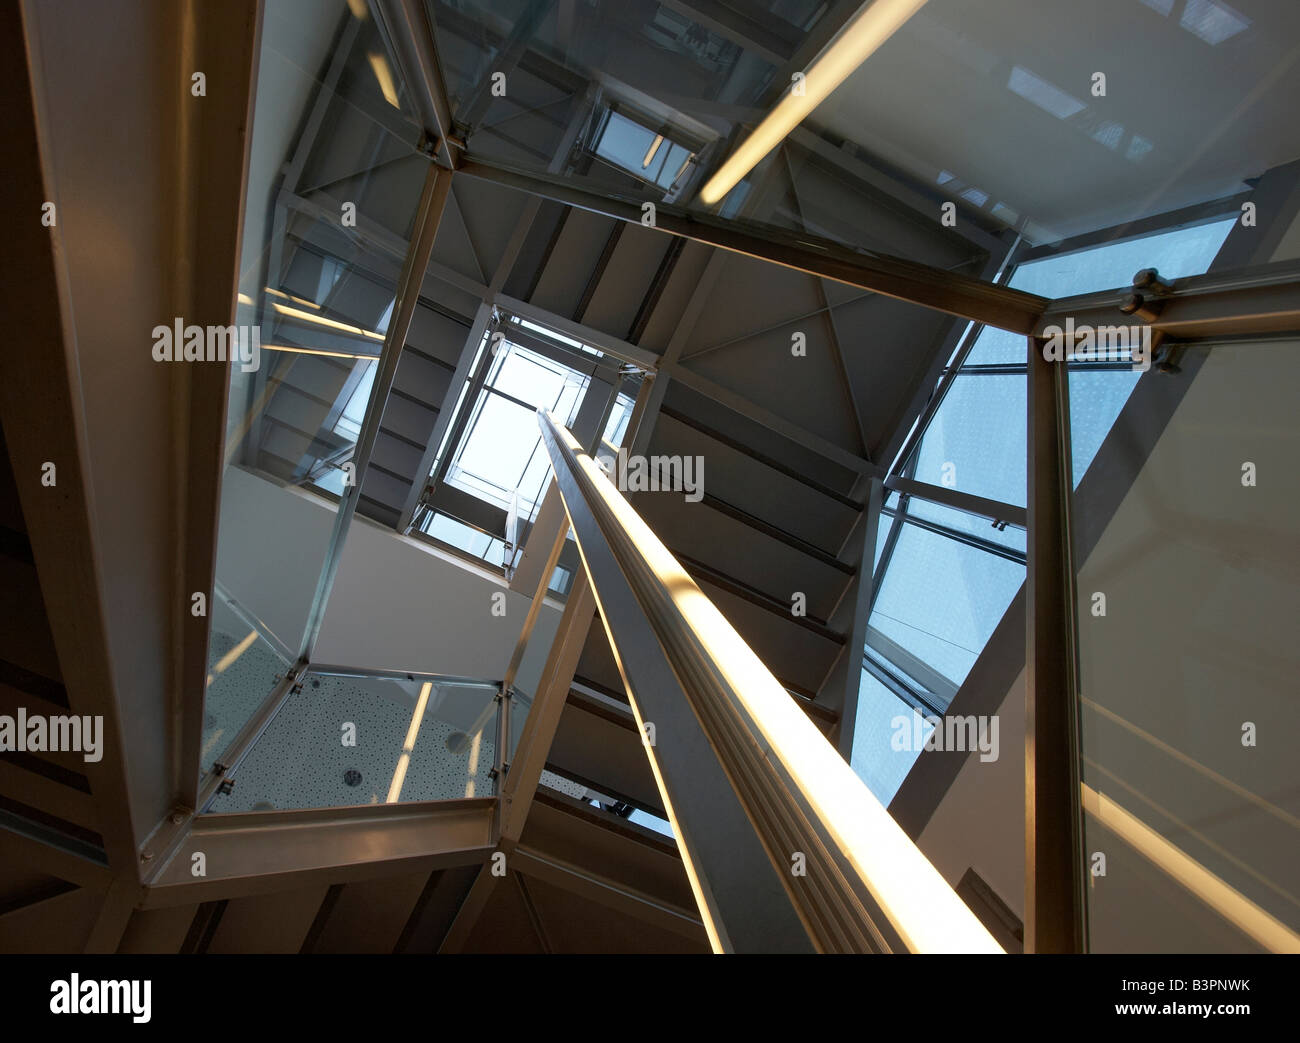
[200,588,294,782]
[206,0,429,770]
[1071,340,1300,952]
[206,671,500,812]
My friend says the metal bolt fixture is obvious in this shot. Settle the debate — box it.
[1132,267,1173,295]
[1119,292,1162,323]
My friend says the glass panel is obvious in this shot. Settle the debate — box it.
[850,671,933,805]
[868,517,1025,694]
[207,672,500,812]
[1071,341,1300,952]
[805,4,1289,253]
[628,807,676,839]
[420,511,508,564]
[201,589,292,781]
[208,0,429,763]
[898,491,1027,555]
[912,217,1237,504]
[1012,218,1237,297]
[444,337,590,520]
[912,372,1028,506]
[432,0,1289,279]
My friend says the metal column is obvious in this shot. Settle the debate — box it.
[1024,336,1087,953]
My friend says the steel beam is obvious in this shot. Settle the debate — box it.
[458,158,1047,333]
[0,0,152,877]
[821,478,883,759]
[1025,337,1087,953]
[83,877,139,954]
[500,574,597,842]
[454,0,559,130]
[784,146,871,456]
[141,799,495,907]
[884,475,1027,529]
[665,363,878,477]
[0,760,97,832]
[1033,259,1300,342]
[436,574,597,949]
[659,0,797,67]
[397,301,492,532]
[371,0,458,167]
[0,815,111,891]
[511,845,704,942]
[496,294,660,371]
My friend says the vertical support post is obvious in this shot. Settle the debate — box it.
[297,162,453,661]
[830,476,884,760]
[493,684,509,783]
[1025,336,1086,953]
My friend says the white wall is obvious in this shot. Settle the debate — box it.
[917,671,1025,917]
[215,466,564,694]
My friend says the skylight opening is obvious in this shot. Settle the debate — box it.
[591,108,697,191]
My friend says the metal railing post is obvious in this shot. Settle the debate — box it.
[1025,335,1087,953]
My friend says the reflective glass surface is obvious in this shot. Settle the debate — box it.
[1072,340,1300,952]
[430,0,1296,274]
[201,588,293,782]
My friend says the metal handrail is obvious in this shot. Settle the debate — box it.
[536,410,1002,953]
